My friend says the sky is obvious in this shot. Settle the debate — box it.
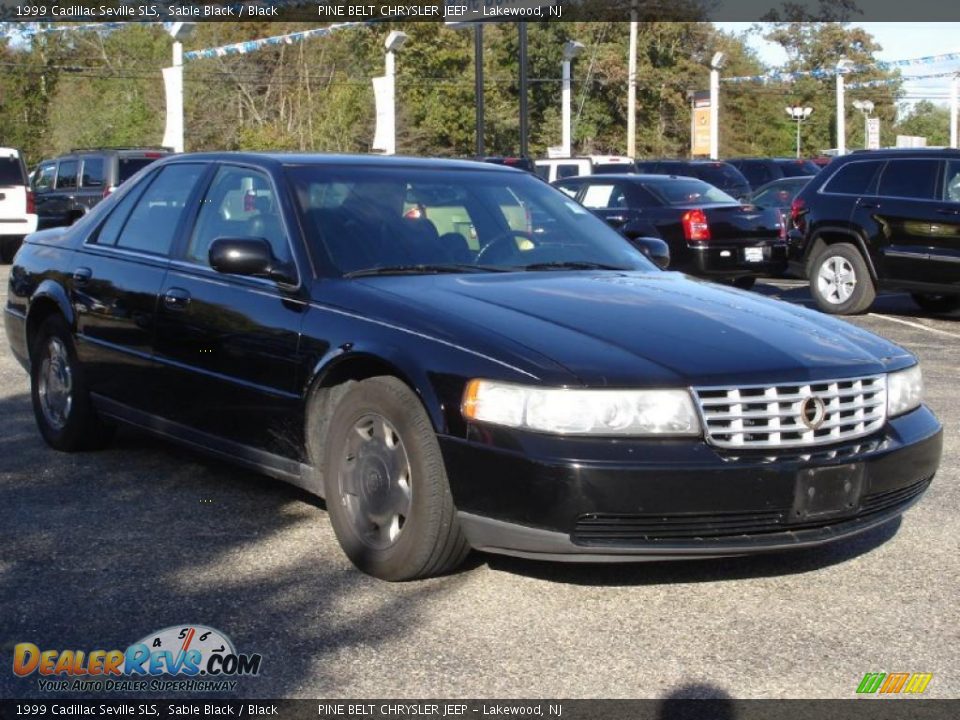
[715,22,960,107]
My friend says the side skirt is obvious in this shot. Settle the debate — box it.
[91,394,324,498]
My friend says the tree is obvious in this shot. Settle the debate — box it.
[894,100,951,147]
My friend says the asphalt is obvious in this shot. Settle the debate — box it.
[0,266,957,700]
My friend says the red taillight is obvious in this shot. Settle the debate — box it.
[243,190,256,212]
[682,209,710,242]
[790,197,806,225]
[25,189,35,215]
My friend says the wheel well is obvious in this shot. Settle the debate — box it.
[25,298,64,360]
[304,356,423,479]
[805,231,875,281]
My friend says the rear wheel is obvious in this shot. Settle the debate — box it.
[319,376,469,581]
[810,243,875,315]
[30,315,115,451]
[911,293,960,314]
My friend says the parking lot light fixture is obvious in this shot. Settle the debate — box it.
[561,40,585,157]
[382,31,409,156]
[835,58,855,156]
[786,106,814,158]
[709,52,726,160]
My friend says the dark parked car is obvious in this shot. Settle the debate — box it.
[32,147,172,229]
[749,176,814,222]
[554,173,786,287]
[789,148,960,315]
[6,154,941,581]
[633,160,751,201]
[728,157,822,192]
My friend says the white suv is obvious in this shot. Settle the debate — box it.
[0,148,37,263]
[534,155,635,183]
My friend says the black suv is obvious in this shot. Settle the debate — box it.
[789,149,960,315]
[633,160,751,201]
[32,147,172,229]
[727,157,822,192]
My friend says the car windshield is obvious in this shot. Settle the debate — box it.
[644,178,737,206]
[287,165,655,276]
[0,156,26,186]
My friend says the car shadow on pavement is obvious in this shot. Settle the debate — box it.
[481,518,902,588]
[0,391,471,700]
[753,281,960,322]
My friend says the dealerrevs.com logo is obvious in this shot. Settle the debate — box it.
[856,672,933,695]
[13,625,262,692]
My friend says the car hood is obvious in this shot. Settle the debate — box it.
[346,272,913,387]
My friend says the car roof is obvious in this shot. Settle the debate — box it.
[162,152,517,172]
[846,148,960,158]
[556,174,701,182]
[0,147,22,158]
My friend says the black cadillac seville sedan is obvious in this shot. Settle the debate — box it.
[4,153,942,581]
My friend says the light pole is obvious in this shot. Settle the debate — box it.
[383,30,408,156]
[161,22,195,153]
[786,106,813,158]
[561,40,584,157]
[709,52,726,160]
[950,74,958,149]
[835,58,854,156]
[627,14,638,157]
[852,99,875,149]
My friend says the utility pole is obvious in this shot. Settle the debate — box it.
[709,52,725,160]
[951,74,958,149]
[835,58,854,156]
[475,24,485,157]
[627,8,638,158]
[519,23,529,157]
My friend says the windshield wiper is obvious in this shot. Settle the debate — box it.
[344,263,509,278]
[519,261,631,272]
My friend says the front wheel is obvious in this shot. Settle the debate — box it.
[320,376,469,581]
[809,243,876,315]
[911,293,960,314]
[30,316,115,451]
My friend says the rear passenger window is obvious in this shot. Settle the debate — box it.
[81,157,104,188]
[55,160,78,190]
[115,164,205,255]
[944,161,960,203]
[877,159,939,200]
[556,164,582,179]
[822,161,883,195]
[580,184,619,209]
[33,163,55,191]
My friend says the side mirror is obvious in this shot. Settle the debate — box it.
[632,236,670,270]
[209,238,296,284]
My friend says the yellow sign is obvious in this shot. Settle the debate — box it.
[692,105,712,157]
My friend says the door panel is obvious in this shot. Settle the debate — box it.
[924,160,960,288]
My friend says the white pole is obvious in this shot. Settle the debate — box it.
[161,42,185,153]
[562,59,572,156]
[796,118,802,158]
[951,75,958,149]
[627,19,637,158]
[385,49,396,156]
[709,67,719,160]
[836,73,846,156]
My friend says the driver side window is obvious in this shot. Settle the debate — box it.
[187,166,290,267]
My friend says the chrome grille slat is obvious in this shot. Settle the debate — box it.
[693,375,887,449]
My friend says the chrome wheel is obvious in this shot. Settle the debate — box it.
[817,255,857,305]
[338,413,413,550]
[37,337,73,430]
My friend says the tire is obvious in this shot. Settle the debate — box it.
[0,236,21,264]
[732,276,756,291]
[809,242,876,315]
[911,293,960,314]
[30,315,115,451]
[318,376,469,581]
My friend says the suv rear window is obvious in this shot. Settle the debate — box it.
[0,156,26,186]
[81,157,105,188]
[592,163,635,174]
[118,157,160,183]
[822,160,883,195]
[644,178,735,206]
[778,160,820,177]
[695,164,746,188]
[877,159,939,200]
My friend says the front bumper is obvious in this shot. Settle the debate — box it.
[686,242,788,278]
[441,406,942,561]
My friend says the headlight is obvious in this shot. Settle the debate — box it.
[462,379,701,436]
[887,365,923,417]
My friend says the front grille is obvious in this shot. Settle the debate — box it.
[693,375,886,449]
[572,475,933,545]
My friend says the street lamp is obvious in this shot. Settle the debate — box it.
[709,51,726,160]
[852,99,875,150]
[381,31,409,156]
[786,106,813,158]
[835,57,855,156]
[561,40,584,157]
[161,22,195,153]
[950,74,958,149]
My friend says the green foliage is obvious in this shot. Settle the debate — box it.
[894,101,951,147]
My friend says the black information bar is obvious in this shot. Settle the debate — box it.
[2,700,960,720]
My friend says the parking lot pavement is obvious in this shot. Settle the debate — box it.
[1,265,957,700]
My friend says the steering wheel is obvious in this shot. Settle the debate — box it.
[475,230,539,265]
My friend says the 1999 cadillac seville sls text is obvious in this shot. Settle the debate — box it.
[4,154,942,580]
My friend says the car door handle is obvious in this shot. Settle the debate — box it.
[936,207,960,216]
[163,287,191,310]
[72,267,92,286]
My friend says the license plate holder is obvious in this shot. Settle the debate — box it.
[791,464,865,522]
[744,247,764,263]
